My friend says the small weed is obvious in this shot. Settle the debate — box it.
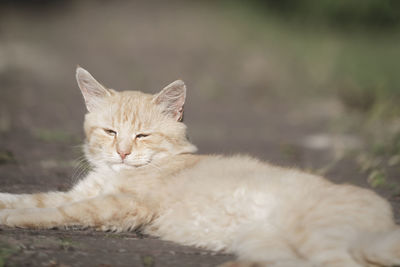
[0,150,17,165]
[105,233,125,239]
[280,143,301,161]
[59,238,79,251]
[0,244,18,267]
[141,255,154,267]
[367,169,387,188]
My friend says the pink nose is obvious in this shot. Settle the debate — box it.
[117,150,131,160]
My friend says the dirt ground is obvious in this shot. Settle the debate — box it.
[0,1,399,266]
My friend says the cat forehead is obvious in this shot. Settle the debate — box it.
[105,90,154,108]
[112,90,153,101]
[94,90,161,123]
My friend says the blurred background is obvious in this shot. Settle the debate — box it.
[0,0,399,195]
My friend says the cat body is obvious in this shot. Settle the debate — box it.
[1,68,399,267]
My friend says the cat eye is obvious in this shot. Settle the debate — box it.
[104,129,117,136]
[136,133,150,139]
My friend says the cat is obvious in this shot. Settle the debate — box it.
[1,67,400,267]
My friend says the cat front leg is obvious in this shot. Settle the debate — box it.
[0,191,76,210]
[0,194,152,231]
[0,172,102,210]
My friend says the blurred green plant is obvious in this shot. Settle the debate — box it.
[333,40,400,116]
[221,1,400,190]
[357,123,400,193]
[367,169,386,188]
[222,1,400,118]
[0,243,18,267]
[142,255,155,267]
[59,238,80,251]
[255,0,400,29]
[0,150,16,165]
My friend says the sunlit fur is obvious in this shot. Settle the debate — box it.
[83,90,196,171]
[1,68,400,267]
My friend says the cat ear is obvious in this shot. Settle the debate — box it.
[76,67,111,112]
[153,80,186,121]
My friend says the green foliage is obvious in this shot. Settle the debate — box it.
[221,1,400,190]
[333,40,400,115]
[59,238,79,251]
[358,125,400,192]
[257,0,400,29]
[367,169,386,188]
[222,1,400,118]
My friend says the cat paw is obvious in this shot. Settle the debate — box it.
[0,209,37,228]
[0,209,31,227]
[0,208,65,228]
[0,194,8,210]
[0,193,17,210]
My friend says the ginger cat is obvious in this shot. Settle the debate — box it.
[0,67,399,267]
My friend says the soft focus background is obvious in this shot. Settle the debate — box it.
[0,1,399,266]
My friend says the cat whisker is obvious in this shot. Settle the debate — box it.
[70,156,91,185]
[147,162,162,171]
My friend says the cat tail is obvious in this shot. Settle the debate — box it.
[352,227,400,266]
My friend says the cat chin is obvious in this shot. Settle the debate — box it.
[110,163,135,172]
[109,162,149,172]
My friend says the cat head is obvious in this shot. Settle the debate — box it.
[76,67,197,171]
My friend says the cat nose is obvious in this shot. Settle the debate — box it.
[117,150,131,160]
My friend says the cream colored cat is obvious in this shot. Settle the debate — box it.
[0,67,399,267]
